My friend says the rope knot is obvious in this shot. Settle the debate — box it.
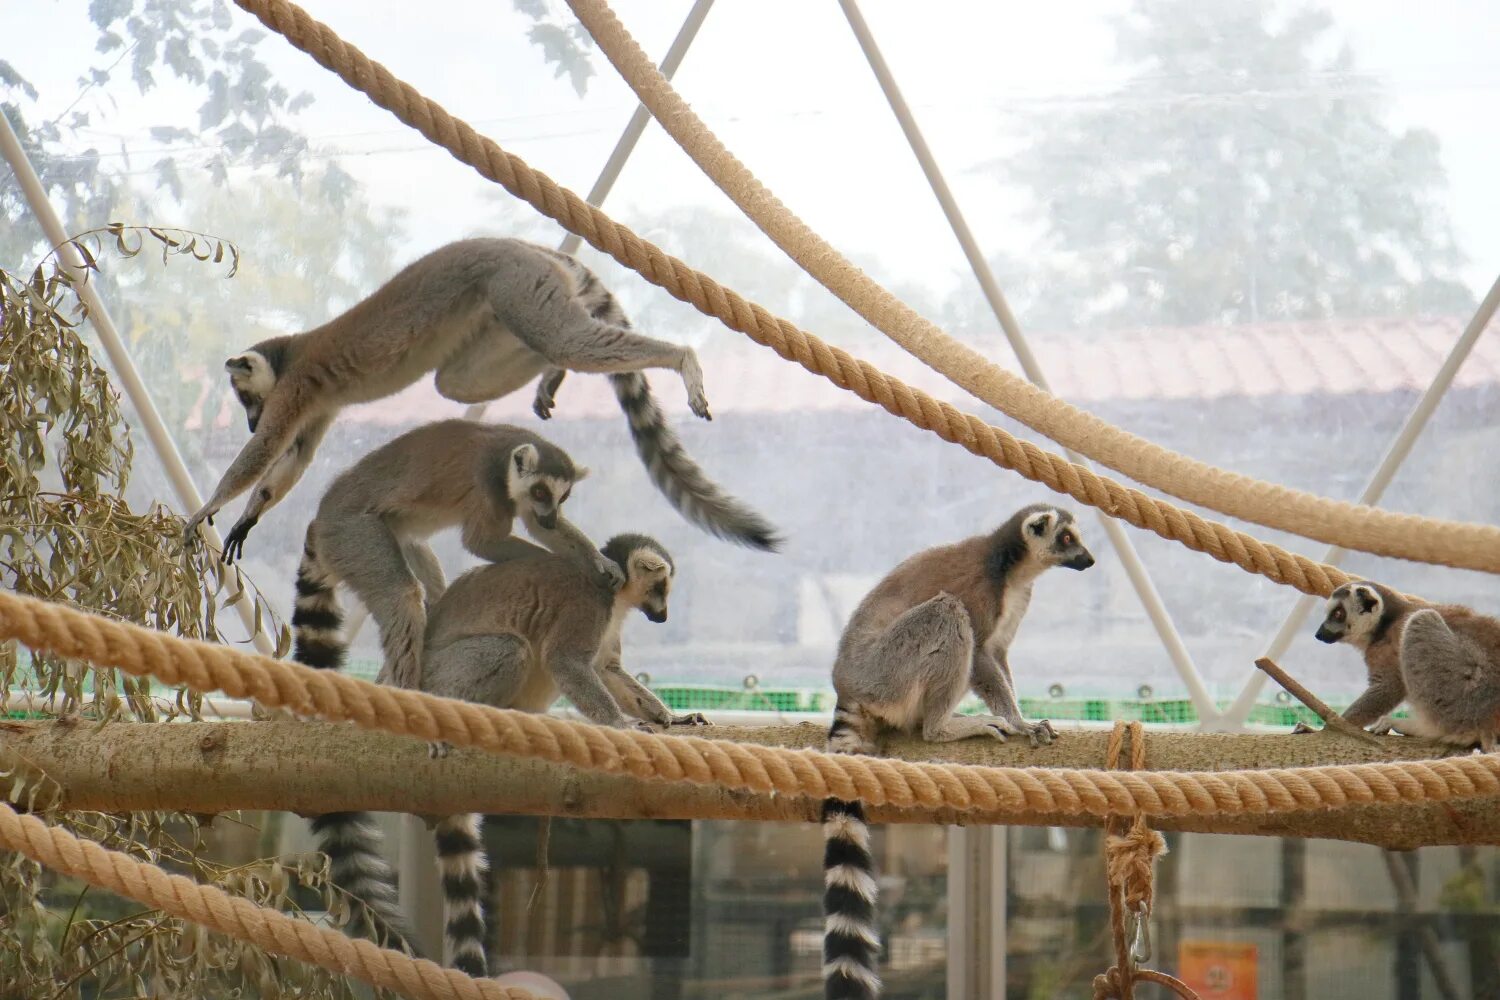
[1093,967,1127,1000]
[1106,821,1168,914]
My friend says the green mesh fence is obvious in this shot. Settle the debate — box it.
[0,651,1383,728]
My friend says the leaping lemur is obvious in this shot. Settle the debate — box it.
[822,503,1094,999]
[187,236,780,556]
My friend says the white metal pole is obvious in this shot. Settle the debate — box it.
[839,0,1216,722]
[1219,272,1500,729]
[0,107,275,656]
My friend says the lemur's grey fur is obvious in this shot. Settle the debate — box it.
[187,237,779,556]
[1316,580,1500,750]
[821,504,1095,1000]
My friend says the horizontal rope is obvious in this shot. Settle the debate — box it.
[565,0,1500,574]
[227,0,1376,599]
[7,589,1500,824]
[0,799,528,1000]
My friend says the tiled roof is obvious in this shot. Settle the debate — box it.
[183,315,1495,430]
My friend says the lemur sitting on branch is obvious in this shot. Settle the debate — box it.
[821,504,1095,999]
[1316,580,1500,751]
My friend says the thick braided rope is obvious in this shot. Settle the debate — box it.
[227,0,1477,591]
[8,589,1500,822]
[0,801,528,1000]
[565,0,1500,574]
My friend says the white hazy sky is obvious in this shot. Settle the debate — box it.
[7,0,1500,297]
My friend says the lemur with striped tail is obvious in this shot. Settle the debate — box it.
[821,504,1094,998]
[288,419,600,960]
[188,236,780,557]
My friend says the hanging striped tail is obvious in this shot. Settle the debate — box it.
[435,812,489,978]
[822,798,881,999]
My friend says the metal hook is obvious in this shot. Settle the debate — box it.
[1129,902,1152,964]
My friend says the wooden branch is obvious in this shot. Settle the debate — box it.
[0,720,1493,850]
[1254,656,1384,746]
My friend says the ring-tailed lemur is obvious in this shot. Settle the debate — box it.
[1316,580,1500,750]
[185,237,780,556]
[315,533,706,976]
[288,419,611,690]
[822,504,1094,999]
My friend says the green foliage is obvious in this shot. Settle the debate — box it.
[0,228,384,1000]
[995,0,1474,330]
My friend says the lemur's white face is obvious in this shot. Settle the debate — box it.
[506,444,583,531]
[1022,509,1095,571]
[224,351,276,432]
[1316,582,1383,647]
[625,549,674,623]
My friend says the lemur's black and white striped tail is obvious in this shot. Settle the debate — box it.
[293,529,421,957]
[610,372,781,552]
[435,813,489,978]
[291,530,345,670]
[822,702,882,999]
[309,812,421,956]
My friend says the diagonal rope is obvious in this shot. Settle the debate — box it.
[6,589,1500,824]
[566,0,1500,575]
[226,0,1397,596]
[0,800,529,1000]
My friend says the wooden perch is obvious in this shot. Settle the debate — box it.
[1,719,1491,850]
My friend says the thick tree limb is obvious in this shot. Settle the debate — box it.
[0,720,1492,850]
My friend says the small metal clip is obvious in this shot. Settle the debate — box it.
[1129,902,1152,964]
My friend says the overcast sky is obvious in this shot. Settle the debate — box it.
[8,0,1500,297]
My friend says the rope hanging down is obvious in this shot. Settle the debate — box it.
[0,801,529,1000]
[7,589,1500,824]
[564,0,1500,577]
[226,0,1493,588]
[1093,723,1200,1000]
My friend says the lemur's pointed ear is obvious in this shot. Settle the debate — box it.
[1023,510,1055,538]
[572,465,591,482]
[511,443,540,477]
[225,355,253,373]
[1353,584,1381,614]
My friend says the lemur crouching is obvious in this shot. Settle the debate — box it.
[1317,580,1500,751]
[822,504,1094,999]
[420,533,708,977]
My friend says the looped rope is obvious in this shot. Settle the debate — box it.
[1093,723,1200,1000]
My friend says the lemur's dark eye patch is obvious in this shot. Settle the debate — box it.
[1059,531,1074,546]
[530,485,549,502]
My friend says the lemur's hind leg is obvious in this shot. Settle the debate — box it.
[486,262,710,420]
[432,323,549,405]
[423,634,532,758]
[319,514,427,691]
[1401,609,1498,736]
[400,540,447,610]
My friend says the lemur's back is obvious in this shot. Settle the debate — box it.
[424,551,612,653]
